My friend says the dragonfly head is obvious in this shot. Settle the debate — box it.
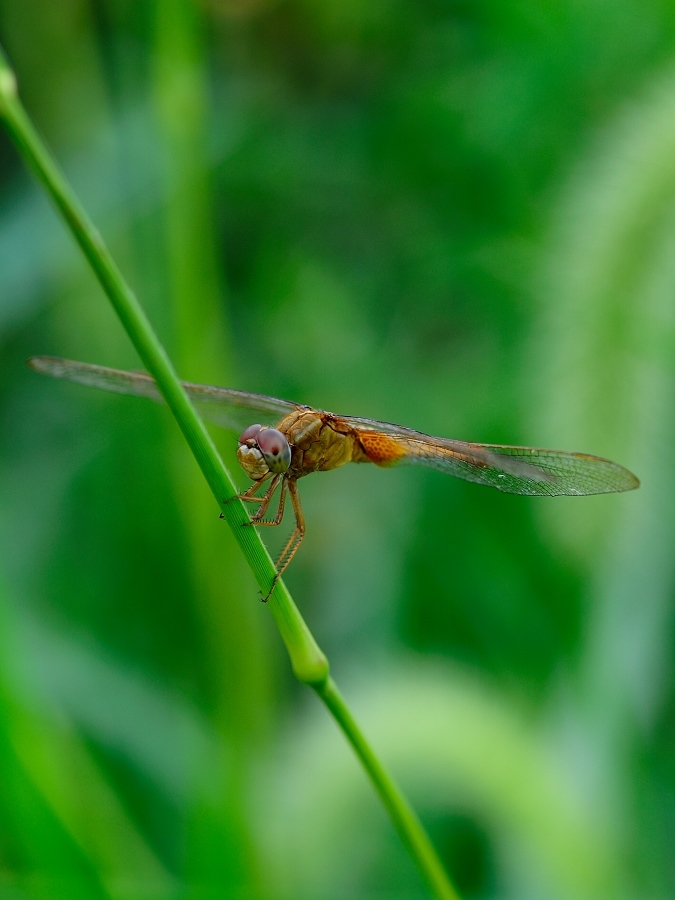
[237,424,291,479]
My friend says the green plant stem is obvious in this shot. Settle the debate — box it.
[317,678,458,899]
[0,47,459,900]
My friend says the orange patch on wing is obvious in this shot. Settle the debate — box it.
[358,431,407,467]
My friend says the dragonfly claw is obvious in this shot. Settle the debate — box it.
[226,493,253,505]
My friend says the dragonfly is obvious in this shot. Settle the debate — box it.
[29,356,639,600]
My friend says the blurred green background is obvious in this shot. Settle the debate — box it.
[0,1,673,897]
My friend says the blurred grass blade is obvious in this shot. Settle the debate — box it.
[531,64,675,769]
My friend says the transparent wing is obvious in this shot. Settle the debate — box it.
[341,414,639,496]
[28,356,300,432]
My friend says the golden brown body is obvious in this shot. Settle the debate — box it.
[280,408,405,477]
[281,410,357,475]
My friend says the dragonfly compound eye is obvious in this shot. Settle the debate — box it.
[256,428,291,474]
[239,423,263,444]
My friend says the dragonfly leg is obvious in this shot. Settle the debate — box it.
[230,476,272,503]
[242,475,281,524]
[221,476,273,515]
[249,477,288,527]
[261,479,305,602]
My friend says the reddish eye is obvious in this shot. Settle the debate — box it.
[257,428,291,473]
[257,428,283,454]
[239,424,262,444]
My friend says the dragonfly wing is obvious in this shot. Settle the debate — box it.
[397,438,639,496]
[341,414,639,496]
[179,381,299,431]
[28,357,300,432]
